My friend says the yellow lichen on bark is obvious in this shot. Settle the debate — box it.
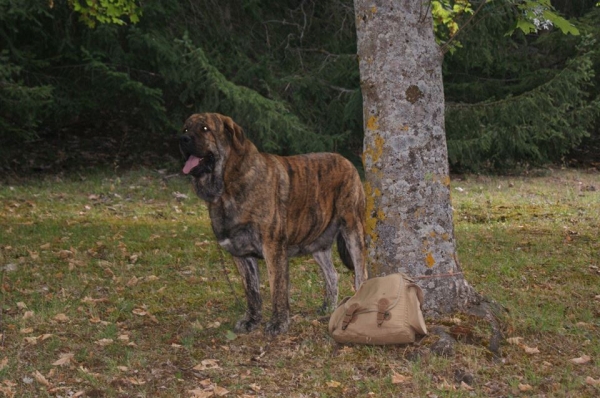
[362,132,385,166]
[364,181,383,243]
[366,115,379,131]
[425,252,436,268]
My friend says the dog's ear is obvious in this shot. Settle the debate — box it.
[221,116,246,151]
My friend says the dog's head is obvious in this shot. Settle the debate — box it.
[179,113,246,202]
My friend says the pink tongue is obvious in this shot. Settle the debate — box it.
[183,156,202,174]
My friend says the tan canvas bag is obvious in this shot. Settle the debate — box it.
[328,273,427,345]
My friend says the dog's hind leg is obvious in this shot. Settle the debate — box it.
[232,256,263,334]
[312,249,339,314]
[338,225,368,290]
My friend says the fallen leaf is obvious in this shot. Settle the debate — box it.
[460,381,474,391]
[53,313,69,322]
[249,383,261,392]
[118,334,129,341]
[33,370,51,387]
[127,276,139,287]
[506,337,523,345]
[117,366,129,372]
[193,359,221,371]
[213,386,229,396]
[570,355,591,365]
[586,376,600,386]
[24,337,38,345]
[16,302,27,310]
[127,377,146,385]
[132,308,147,316]
[199,379,212,388]
[0,358,8,371]
[20,328,34,334]
[391,372,411,384]
[145,275,159,282]
[52,352,74,366]
[188,388,213,398]
[95,338,114,347]
[438,379,456,391]
[521,345,540,355]
[39,334,54,341]
[326,380,341,388]
[518,383,533,392]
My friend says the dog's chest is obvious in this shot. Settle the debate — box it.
[208,200,263,258]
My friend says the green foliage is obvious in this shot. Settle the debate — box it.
[68,0,141,28]
[444,1,600,171]
[447,46,599,170]
[0,51,53,144]
[432,0,474,53]
[508,0,579,36]
[0,0,363,168]
[0,0,598,172]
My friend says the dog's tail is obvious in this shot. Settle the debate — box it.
[336,233,355,271]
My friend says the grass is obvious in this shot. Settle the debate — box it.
[0,168,599,397]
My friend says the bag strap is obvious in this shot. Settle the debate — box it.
[341,303,360,330]
[408,282,424,307]
[377,298,390,327]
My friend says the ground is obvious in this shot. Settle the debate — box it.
[0,166,599,397]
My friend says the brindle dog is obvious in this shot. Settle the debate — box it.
[179,113,367,336]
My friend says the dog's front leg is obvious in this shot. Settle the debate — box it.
[263,244,290,336]
[232,256,262,333]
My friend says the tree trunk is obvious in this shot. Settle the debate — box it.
[354,0,480,317]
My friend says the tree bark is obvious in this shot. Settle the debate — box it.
[354,0,480,316]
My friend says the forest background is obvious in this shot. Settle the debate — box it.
[1,0,599,175]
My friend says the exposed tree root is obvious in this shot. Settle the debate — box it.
[429,294,507,359]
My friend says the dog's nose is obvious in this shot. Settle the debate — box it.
[179,135,192,145]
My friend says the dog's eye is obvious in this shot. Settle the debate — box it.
[202,126,209,132]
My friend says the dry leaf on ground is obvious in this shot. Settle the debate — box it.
[188,388,213,398]
[391,373,411,384]
[518,383,533,392]
[570,355,591,365]
[33,370,51,387]
[326,380,342,388]
[53,313,69,322]
[586,376,600,386]
[460,381,474,391]
[213,386,229,396]
[193,359,221,371]
[95,338,114,347]
[52,352,74,366]
[249,383,261,392]
[521,345,540,355]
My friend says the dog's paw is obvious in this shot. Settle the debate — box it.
[234,315,261,334]
[264,317,290,336]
